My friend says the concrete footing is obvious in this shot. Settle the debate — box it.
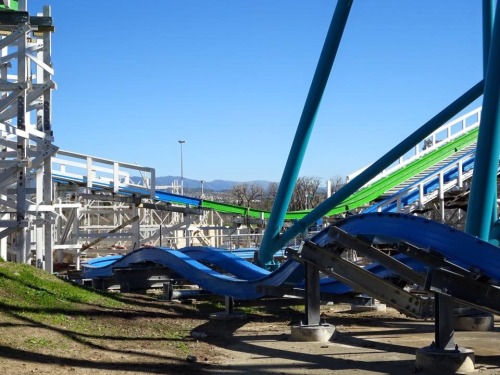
[415,346,475,374]
[290,324,337,342]
[453,309,494,331]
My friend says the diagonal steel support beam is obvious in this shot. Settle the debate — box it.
[328,226,426,285]
[0,80,55,122]
[58,207,77,246]
[299,240,434,318]
[0,24,30,50]
[0,166,22,188]
[396,241,475,279]
[429,267,500,316]
[0,86,25,113]
[79,215,139,253]
[0,227,20,240]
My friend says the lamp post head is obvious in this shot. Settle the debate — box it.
[178,140,186,145]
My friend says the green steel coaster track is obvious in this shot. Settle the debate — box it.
[200,126,478,220]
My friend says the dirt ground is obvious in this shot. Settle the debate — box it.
[0,293,499,375]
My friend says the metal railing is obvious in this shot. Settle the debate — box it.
[365,149,476,214]
[346,107,482,186]
[52,150,156,198]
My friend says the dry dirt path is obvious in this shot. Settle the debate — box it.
[0,296,499,375]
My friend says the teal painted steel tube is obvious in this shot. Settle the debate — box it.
[258,0,353,266]
[482,0,498,228]
[276,81,484,250]
[466,3,500,241]
[482,0,496,74]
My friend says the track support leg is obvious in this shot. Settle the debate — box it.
[290,262,336,342]
[415,294,475,373]
[305,262,320,325]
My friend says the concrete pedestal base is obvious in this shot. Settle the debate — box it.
[208,311,247,321]
[415,346,475,374]
[290,324,337,342]
[454,310,494,331]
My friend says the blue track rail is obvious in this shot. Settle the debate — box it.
[332,213,500,281]
[180,246,269,280]
[82,213,500,302]
[82,247,302,300]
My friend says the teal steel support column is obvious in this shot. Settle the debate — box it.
[258,0,353,266]
[482,0,496,73]
[466,2,500,241]
[277,82,484,251]
[483,0,496,73]
[483,0,498,229]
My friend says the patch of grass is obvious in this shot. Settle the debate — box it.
[0,262,127,331]
[235,305,267,316]
[0,262,123,312]
[175,341,190,354]
[25,336,53,348]
[290,305,305,313]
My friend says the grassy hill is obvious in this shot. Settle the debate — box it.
[0,261,225,374]
[0,260,123,315]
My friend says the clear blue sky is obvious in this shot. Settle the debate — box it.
[28,1,483,183]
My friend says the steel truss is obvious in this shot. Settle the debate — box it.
[0,6,56,271]
[51,180,259,269]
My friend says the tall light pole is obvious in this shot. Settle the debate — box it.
[200,180,205,198]
[178,140,186,195]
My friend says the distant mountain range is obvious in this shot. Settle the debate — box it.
[155,176,273,192]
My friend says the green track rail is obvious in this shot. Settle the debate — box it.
[200,128,478,220]
[0,1,19,11]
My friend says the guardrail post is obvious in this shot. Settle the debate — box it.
[419,183,425,209]
[150,169,156,199]
[438,172,444,200]
[439,172,445,222]
[113,162,119,193]
[86,157,92,187]
[457,160,463,188]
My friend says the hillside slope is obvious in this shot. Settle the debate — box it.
[0,261,225,374]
